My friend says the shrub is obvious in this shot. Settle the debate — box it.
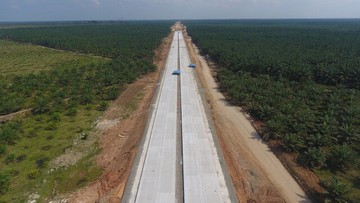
[328,145,357,170]
[0,122,20,145]
[44,122,57,131]
[65,107,77,117]
[41,145,52,151]
[105,87,119,100]
[32,96,50,115]
[97,101,108,111]
[8,169,19,177]
[46,135,54,140]
[75,126,84,133]
[15,154,26,162]
[50,112,61,122]
[27,129,38,138]
[27,169,40,179]
[85,104,92,110]
[0,145,6,155]
[36,157,49,169]
[79,94,93,105]
[4,154,15,165]
[321,178,352,203]
[80,132,88,140]
[0,173,10,194]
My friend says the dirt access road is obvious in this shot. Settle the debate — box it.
[183,28,311,202]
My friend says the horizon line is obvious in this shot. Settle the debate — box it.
[1,17,360,24]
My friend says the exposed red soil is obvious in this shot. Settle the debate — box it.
[183,27,322,202]
[183,30,282,203]
[67,30,173,203]
[267,140,324,197]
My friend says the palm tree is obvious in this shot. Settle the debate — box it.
[282,133,304,152]
[263,118,285,140]
[306,133,330,148]
[337,124,357,144]
[321,178,351,203]
[328,145,357,170]
[299,147,326,168]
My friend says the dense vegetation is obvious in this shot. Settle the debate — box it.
[0,21,171,116]
[0,21,171,201]
[0,40,105,75]
[186,19,360,202]
[0,21,170,59]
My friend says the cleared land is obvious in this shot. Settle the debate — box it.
[0,40,104,76]
[69,24,175,203]
[0,106,102,202]
[0,39,107,202]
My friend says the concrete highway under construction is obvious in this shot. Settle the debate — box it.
[123,31,236,202]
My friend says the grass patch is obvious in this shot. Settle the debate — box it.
[315,168,360,202]
[123,91,144,119]
[0,21,170,202]
[0,105,102,202]
[0,40,106,76]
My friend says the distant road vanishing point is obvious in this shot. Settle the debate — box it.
[123,30,235,203]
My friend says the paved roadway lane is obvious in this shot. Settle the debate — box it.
[126,31,233,203]
[179,32,231,203]
[130,32,179,203]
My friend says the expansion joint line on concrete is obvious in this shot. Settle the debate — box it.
[177,31,185,203]
[126,32,179,203]
[129,35,173,202]
[125,31,232,203]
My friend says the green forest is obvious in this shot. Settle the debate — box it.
[186,19,360,202]
[0,21,170,59]
[0,21,171,116]
[0,21,171,201]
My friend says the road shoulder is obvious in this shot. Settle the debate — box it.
[183,30,310,203]
[67,30,174,203]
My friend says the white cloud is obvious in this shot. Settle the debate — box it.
[90,0,101,6]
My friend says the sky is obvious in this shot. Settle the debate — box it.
[1,0,360,22]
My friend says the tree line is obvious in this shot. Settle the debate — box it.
[0,22,171,196]
[186,19,360,202]
[0,21,172,60]
[0,21,171,116]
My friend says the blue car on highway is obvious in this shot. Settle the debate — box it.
[172,70,181,75]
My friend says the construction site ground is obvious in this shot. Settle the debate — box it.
[67,30,174,203]
[69,24,321,203]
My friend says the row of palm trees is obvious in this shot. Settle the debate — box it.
[0,58,155,117]
[187,20,360,202]
[0,22,170,59]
